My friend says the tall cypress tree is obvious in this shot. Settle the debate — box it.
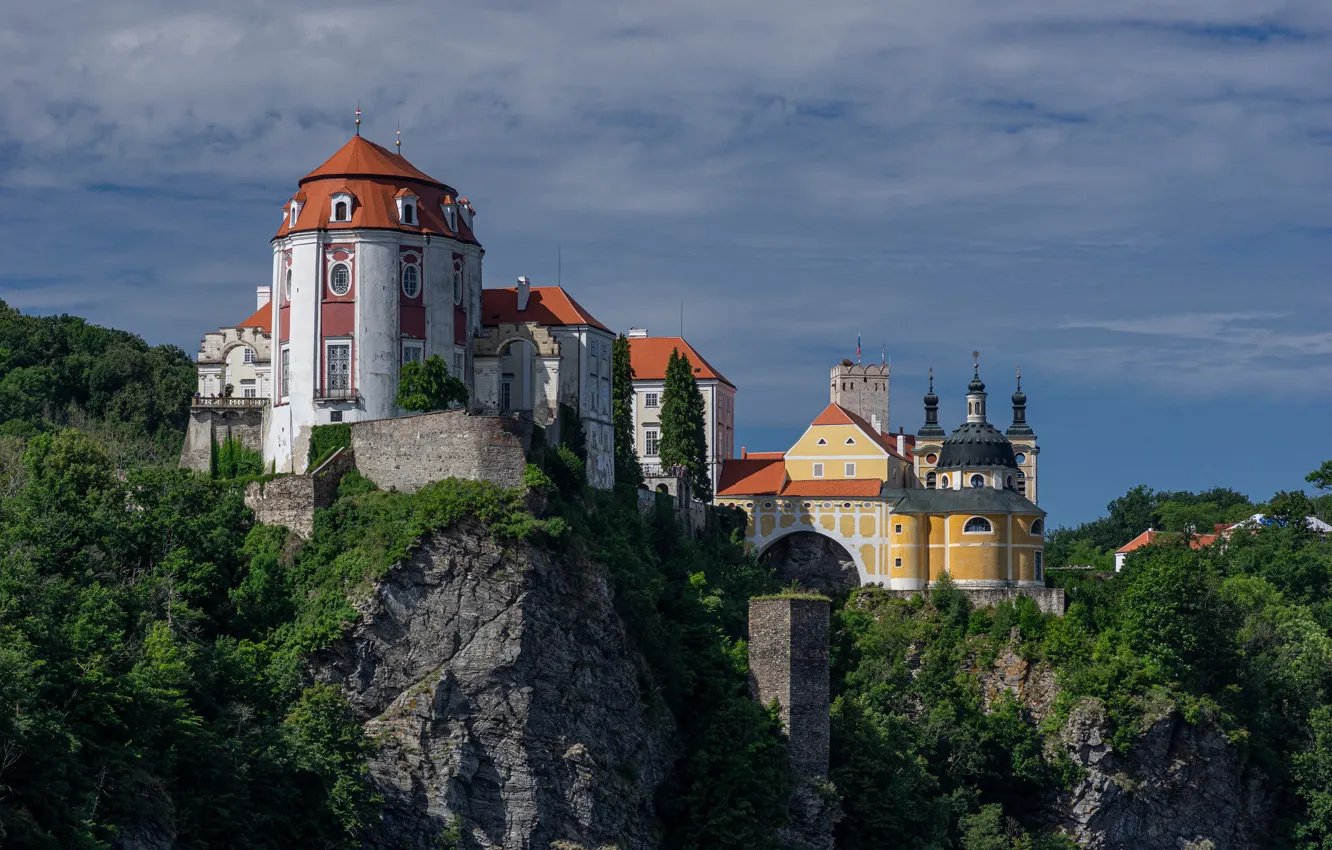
[611,334,644,487]
[659,348,712,501]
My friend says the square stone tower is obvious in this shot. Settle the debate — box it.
[830,361,890,434]
[748,596,830,779]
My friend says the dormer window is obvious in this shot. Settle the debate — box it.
[441,197,457,231]
[394,189,419,226]
[288,193,305,227]
[330,189,355,223]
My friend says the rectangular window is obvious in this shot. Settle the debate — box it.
[501,377,513,412]
[894,558,902,568]
[644,392,659,408]
[329,410,343,423]
[243,347,255,364]
[645,429,660,457]
[326,343,351,394]
[894,524,902,534]
[601,379,609,414]
[845,462,856,477]
[813,463,824,478]
[454,352,464,378]
[280,347,290,398]
[402,342,424,365]
[241,380,256,399]
[1035,551,1044,581]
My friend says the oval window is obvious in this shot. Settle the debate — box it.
[926,453,938,464]
[401,264,420,298]
[329,264,351,296]
[970,474,985,488]
[1014,452,1027,465]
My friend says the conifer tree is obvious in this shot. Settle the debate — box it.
[659,348,712,500]
[611,334,644,487]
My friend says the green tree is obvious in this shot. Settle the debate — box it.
[396,355,468,413]
[1307,460,1332,492]
[611,334,644,487]
[659,348,712,501]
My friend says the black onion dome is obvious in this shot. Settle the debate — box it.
[924,386,939,406]
[968,371,986,393]
[1012,387,1027,406]
[937,421,1018,470]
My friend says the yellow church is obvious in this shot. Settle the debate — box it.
[715,357,1045,594]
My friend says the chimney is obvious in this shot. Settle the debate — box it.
[516,276,531,311]
[627,327,649,338]
[870,413,882,435]
[896,434,906,455]
[256,286,271,310]
[741,447,747,459]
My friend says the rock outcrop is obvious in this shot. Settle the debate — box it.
[1050,698,1270,850]
[310,524,675,850]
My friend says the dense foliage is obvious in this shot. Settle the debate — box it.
[210,434,264,479]
[0,299,195,465]
[307,423,352,469]
[659,348,712,500]
[395,355,467,413]
[611,334,644,487]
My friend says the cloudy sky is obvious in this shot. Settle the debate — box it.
[3,0,1330,525]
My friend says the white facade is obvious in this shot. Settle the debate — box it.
[195,288,272,400]
[632,377,736,494]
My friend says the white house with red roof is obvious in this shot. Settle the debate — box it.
[195,287,272,400]
[625,328,736,493]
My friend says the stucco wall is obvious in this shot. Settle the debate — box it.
[350,409,530,493]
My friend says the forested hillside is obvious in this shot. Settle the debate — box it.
[2,306,1331,848]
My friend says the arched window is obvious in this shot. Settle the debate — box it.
[1006,475,1015,489]
[404,204,415,224]
[329,264,351,296]
[453,258,464,305]
[401,264,420,298]
[926,471,936,489]
[970,473,985,488]
[939,475,951,489]
[1030,519,1044,536]
[285,269,292,301]
[334,201,348,221]
[964,517,992,533]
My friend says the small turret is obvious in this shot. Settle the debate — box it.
[1007,367,1033,437]
[917,368,945,438]
[965,351,987,424]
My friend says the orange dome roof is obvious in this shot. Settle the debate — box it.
[275,136,478,244]
[299,135,448,189]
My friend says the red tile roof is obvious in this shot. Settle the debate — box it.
[717,457,787,496]
[481,287,611,333]
[1116,529,1220,555]
[808,403,907,460]
[237,303,272,334]
[627,337,733,388]
[780,479,883,497]
[274,137,478,244]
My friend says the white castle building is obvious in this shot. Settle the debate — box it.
[188,133,614,487]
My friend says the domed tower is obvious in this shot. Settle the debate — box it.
[915,368,946,488]
[1006,367,1039,503]
[935,356,1020,492]
[264,134,483,471]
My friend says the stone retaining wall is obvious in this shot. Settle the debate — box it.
[244,447,355,538]
[179,406,266,471]
[883,585,1066,615]
[349,409,530,493]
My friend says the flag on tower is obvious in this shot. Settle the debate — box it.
[881,344,886,367]
[856,334,861,364]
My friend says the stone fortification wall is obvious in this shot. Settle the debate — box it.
[179,405,267,471]
[884,585,1066,615]
[244,447,355,538]
[349,410,530,494]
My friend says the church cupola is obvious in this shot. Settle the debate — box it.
[965,351,987,424]
[918,367,945,438]
[1007,367,1034,437]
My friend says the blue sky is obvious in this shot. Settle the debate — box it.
[2,0,1330,527]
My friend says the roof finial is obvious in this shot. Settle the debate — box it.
[1016,365,1022,391]
[355,102,361,136]
[928,366,934,391]
[396,121,401,155]
[973,349,980,376]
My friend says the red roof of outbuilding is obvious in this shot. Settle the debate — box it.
[717,457,787,496]
[481,287,611,333]
[237,304,271,334]
[1116,529,1219,555]
[627,336,733,388]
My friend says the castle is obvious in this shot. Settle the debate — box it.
[716,356,1056,609]
[183,132,615,488]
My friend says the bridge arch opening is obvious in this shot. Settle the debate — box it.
[759,531,861,595]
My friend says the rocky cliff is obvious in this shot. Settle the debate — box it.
[976,635,1271,849]
[309,523,675,850]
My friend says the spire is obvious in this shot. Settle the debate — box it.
[355,103,361,136]
[396,121,401,155]
[918,367,945,437]
[966,352,988,424]
[1007,366,1034,436]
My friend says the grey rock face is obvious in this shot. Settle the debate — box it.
[1052,698,1270,850]
[310,524,674,849]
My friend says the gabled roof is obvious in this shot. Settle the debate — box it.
[780,479,883,497]
[237,303,271,334]
[481,286,612,333]
[1115,529,1219,555]
[808,403,908,460]
[717,457,787,496]
[300,136,444,188]
[627,336,733,388]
